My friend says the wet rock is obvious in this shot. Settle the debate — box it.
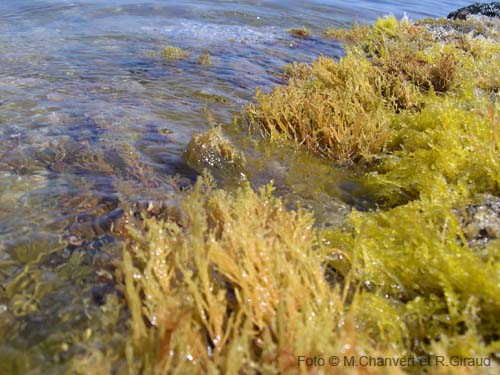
[458,194,500,248]
[448,2,500,20]
[183,127,247,183]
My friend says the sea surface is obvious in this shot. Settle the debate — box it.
[0,0,479,373]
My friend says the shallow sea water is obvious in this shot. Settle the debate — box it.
[0,0,477,373]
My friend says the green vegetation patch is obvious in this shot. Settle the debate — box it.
[108,176,500,374]
[246,51,393,163]
[198,52,212,66]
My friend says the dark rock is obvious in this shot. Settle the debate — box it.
[448,2,500,20]
[91,284,115,305]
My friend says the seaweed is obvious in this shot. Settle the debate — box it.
[113,174,500,374]
[160,46,190,60]
[247,15,500,165]
[246,51,393,163]
[198,52,212,66]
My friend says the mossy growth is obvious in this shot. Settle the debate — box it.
[160,46,190,60]
[326,185,500,361]
[323,21,370,44]
[117,176,407,374]
[287,27,313,38]
[282,61,312,80]
[365,95,500,206]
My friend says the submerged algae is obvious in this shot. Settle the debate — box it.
[287,27,313,39]
[198,52,212,66]
[160,46,190,60]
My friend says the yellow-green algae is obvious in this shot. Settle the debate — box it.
[111,176,500,374]
[160,46,190,60]
[68,15,500,375]
[118,176,413,375]
[248,16,500,165]
[198,52,213,66]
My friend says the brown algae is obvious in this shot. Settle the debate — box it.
[287,27,313,38]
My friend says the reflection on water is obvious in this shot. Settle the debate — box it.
[0,0,475,373]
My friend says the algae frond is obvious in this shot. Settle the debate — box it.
[116,173,500,374]
[119,176,405,374]
[246,51,393,163]
[324,21,370,44]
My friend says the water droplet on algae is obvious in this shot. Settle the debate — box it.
[150,314,157,326]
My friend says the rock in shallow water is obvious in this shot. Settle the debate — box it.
[448,2,500,20]
[183,127,247,184]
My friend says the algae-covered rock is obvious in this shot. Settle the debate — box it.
[448,2,500,20]
[183,127,247,183]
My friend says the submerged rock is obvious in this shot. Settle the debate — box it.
[183,127,247,183]
[448,2,500,20]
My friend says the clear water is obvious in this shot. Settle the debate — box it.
[0,0,478,373]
